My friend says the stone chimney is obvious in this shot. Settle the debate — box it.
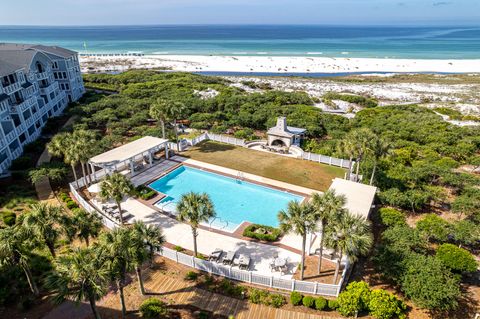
[276,117,287,131]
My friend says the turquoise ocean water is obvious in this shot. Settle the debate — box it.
[0,25,479,59]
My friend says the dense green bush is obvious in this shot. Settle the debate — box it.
[218,279,246,298]
[139,298,168,318]
[328,299,339,310]
[290,291,303,306]
[135,185,157,200]
[234,128,256,140]
[2,211,16,226]
[368,289,407,319]
[323,92,378,108]
[10,156,33,171]
[378,208,406,227]
[337,281,371,317]
[314,297,327,310]
[66,200,79,210]
[266,294,286,308]
[416,214,450,242]
[184,271,198,281]
[242,224,282,242]
[435,243,478,273]
[248,288,269,304]
[302,296,315,308]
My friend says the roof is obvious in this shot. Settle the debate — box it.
[0,57,23,77]
[286,126,306,134]
[0,49,49,76]
[328,178,377,219]
[0,43,77,58]
[267,117,306,138]
[267,126,294,138]
[89,136,169,166]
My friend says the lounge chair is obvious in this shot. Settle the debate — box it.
[222,251,236,265]
[208,248,223,262]
[238,254,251,270]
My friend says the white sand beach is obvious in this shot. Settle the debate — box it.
[80,54,480,74]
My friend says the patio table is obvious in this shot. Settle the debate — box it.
[274,257,286,268]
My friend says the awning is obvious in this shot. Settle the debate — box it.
[328,178,377,218]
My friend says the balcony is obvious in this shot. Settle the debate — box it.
[39,81,59,96]
[4,130,17,144]
[0,158,11,175]
[10,147,22,159]
[3,82,21,95]
[9,96,36,114]
[36,72,49,81]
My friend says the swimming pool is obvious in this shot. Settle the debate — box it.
[148,166,304,232]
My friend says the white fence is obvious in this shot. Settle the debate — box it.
[302,152,352,169]
[159,245,345,297]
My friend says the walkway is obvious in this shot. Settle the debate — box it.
[92,264,343,319]
[34,116,77,202]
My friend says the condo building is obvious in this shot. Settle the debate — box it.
[0,43,85,176]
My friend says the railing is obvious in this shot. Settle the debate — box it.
[3,82,21,95]
[302,151,352,169]
[159,245,344,297]
[206,133,245,147]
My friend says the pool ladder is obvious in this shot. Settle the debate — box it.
[209,217,229,230]
[236,171,244,181]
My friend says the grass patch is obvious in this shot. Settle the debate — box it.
[181,141,344,191]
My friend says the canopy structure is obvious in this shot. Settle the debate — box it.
[89,136,169,179]
[328,178,377,219]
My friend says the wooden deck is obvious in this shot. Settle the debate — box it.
[94,266,343,319]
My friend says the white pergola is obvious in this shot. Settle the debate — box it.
[89,136,169,181]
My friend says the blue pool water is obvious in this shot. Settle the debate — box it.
[148,166,303,231]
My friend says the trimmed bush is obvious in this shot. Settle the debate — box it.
[184,271,198,281]
[135,185,157,200]
[315,297,327,311]
[2,211,16,226]
[249,288,268,304]
[219,279,246,298]
[173,245,184,252]
[290,291,303,306]
[267,294,286,308]
[243,224,282,242]
[416,214,450,242]
[436,243,478,273]
[379,208,406,227]
[139,298,168,318]
[328,299,339,310]
[337,281,371,317]
[66,200,79,209]
[368,289,407,319]
[302,296,315,308]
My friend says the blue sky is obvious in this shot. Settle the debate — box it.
[1,0,479,26]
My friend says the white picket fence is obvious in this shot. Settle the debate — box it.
[182,132,352,170]
[160,245,346,297]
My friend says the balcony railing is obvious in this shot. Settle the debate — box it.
[3,82,21,95]
[39,81,59,95]
[36,72,49,81]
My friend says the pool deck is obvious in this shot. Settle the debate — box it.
[88,157,334,279]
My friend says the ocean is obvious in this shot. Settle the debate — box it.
[0,25,479,59]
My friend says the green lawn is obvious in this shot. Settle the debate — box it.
[181,141,345,191]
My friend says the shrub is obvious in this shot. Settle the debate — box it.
[435,243,478,273]
[139,298,168,318]
[10,156,32,171]
[290,291,303,306]
[378,208,406,227]
[184,271,198,281]
[173,245,184,252]
[315,297,327,311]
[267,294,286,308]
[58,192,70,202]
[328,299,339,310]
[219,279,246,298]
[249,288,268,304]
[337,281,371,317]
[302,296,315,308]
[242,224,282,242]
[416,214,450,242]
[2,211,16,226]
[368,289,407,319]
[135,185,157,200]
[66,200,79,209]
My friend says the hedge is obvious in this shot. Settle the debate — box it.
[139,298,168,318]
[378,207,406,227]
[243,224,282,242]
[290,291,303,306]
[135,185,157,200]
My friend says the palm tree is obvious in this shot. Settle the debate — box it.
[48,132,81,189]
[324,211,373,284]
[0,226,40,296]
[369,136,391,185]
[99,173,134,225]
[132,221,165,266]
[340,128,376,181]
[278,201,317,280]
[45,247,109,319]
[21,203,64,258]
[131,222,161,295]
[99,228,136,319]
[311,190,346,274]
[73,130,98,186]
[165,101,187,150]
[177,192,215,257]
[149,98,169,139]
[71,209,103,246]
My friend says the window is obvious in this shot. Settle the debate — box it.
[54,72,58,79]
[65,83,70,90]
[62,72,67,79]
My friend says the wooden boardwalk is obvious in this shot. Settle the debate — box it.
[143,270,339,319]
